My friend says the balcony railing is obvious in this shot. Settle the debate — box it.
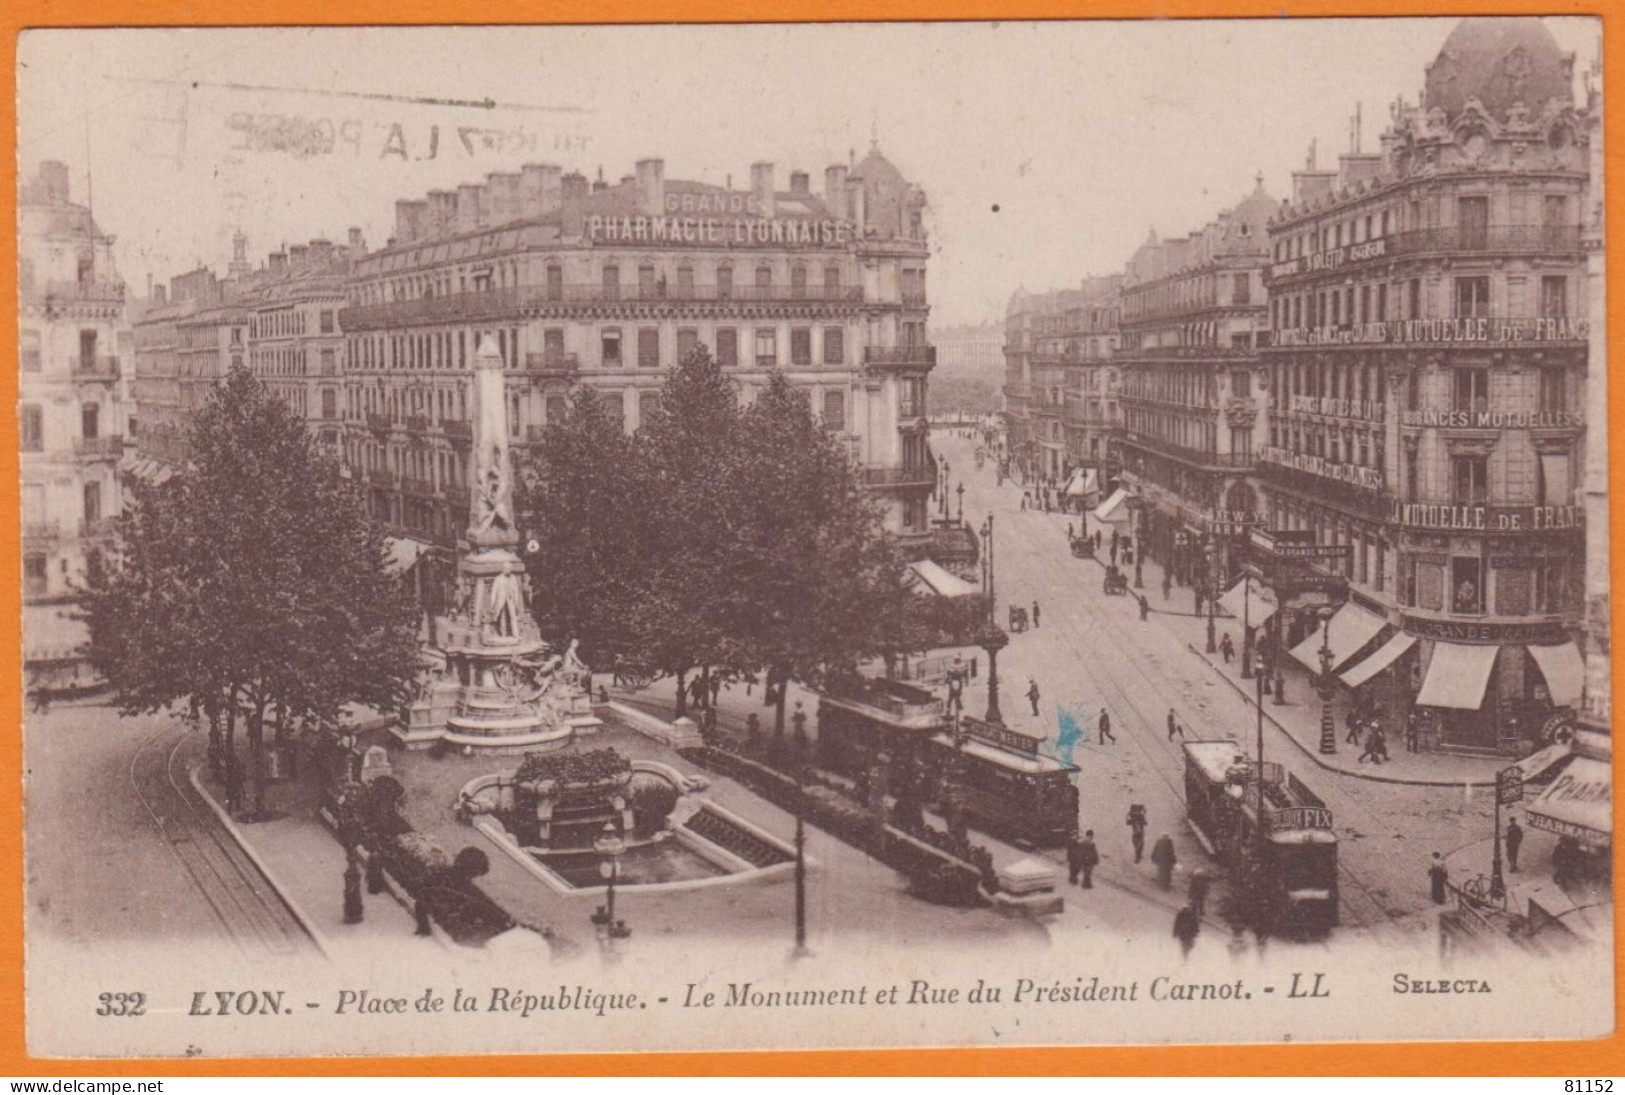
[368,468,396,487]
[862,465,938,489]
[401,476,436,497]
[23,520,62,542]
[524,351,580,376]
[902,290,928,307]
[1118,430,1254,471]
[366,413,393,431]
[444,486,471,510]
[405,414,431,433]
[80,517,116,539]
[1115,340,1265,360]
[864,345,937,369]
[72,355,121,380]
[41,279,126,304]
[899,399,928,419]
[340,283,866,329]
[1267,225,1582,284]
[440,419,471,438]
[74,435,124,459]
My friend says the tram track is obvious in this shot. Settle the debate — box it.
[127,721,319,959]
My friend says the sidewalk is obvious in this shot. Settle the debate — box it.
[1064,507,1506,788]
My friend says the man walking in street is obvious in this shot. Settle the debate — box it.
[1097,708,1116,744]
[1220,633,1235,664]
[1506,817,1524,872]
[1173,903,1200,958]
[1151,833,1178,891]
[1428,852,1450,904]
[1027,678,1041,717]
[1126,804,1147,863]
[1032,600,1041,629]
[1167,708,1179,742]
[1077,829,1100,888]
[1138,592,1150,621]
[1066,831,1085,885]
[1162,571,1173,601]
[1189,866,1213,918]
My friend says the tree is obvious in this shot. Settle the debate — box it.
[514,386,650,685]
[729,371,919,732]
[84,366,422,816]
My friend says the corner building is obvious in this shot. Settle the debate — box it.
[1260,18,1592,752]
[1117,179,1274,586]
[339,148,935,576]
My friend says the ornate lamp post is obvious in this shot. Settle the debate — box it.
[1127,495,1145,589]
[1205,537,1219,654]
[1272,608,1287,706]
[1317,613,1337,755]
[979,515,1007,725]
[592,821,630,939]
[1240,574,1254,680]
[956,482,965,525]
[793,756,809,957]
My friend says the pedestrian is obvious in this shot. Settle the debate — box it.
[1067,522,1075,542]
[1173,903,1200,958]
[1078,829,1100,888]
[1372,726,1389,764]
[1032,600,1041,629]
[1151,833,1177,891]
[1189,866,1213,918]
[1506,817,1523,872]
[1428,852,1449,904]
[343,858,364,925]
[1094,530,1102,550]
[1358,725,1383,764]
[709,673,722,707]
[1162,571,1173,601]
[1098,708,1116,744]
[1022,492,1030,510]
[1220,633,1235,664]
[1066,832,1085,885]
[1345,708,1364,745]
[1126,804,1147,863]
[1110,542,1119,567]
[1405,714,1419,753]
[1026,678,1041,717]
[791,701,808,740]
[1194,587,1204,616]
[1138,593,1150,621]
[224,760,243,815]
[746,712,761,741]
[1167,708,1179,742]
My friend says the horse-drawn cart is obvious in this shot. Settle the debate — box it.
[1102,566,1129,596]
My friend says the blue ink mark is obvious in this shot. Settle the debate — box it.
[1056,703,1087,769]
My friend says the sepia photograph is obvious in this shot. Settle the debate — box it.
[13,15,1613,1061]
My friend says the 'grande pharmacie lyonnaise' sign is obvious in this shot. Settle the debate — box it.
[1272,317,1589,347]
[587,191,852,247]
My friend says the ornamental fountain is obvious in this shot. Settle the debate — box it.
[394,336,599,754]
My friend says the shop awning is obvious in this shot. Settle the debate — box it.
[1526,756,1611,847]
[1065,469,1098,497]
[1092,487,1132,524]
[1340,631,1417,689]
[1217,576,1277,630]
[1527,641,1586,708]
[907,559,981,598]
[384,536,427,577]
[1414,641,1499,710]
[1289,601,1389,674]
[1513,740,1577,784]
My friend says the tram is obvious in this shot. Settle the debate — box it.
[1182,740,1339,932]
[816,680,1078,849]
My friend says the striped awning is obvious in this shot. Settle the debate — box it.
[1414,641,1499,710]
[1289,601,1389,674]
[1339,631,1417,689]
[1527,641,1586,708]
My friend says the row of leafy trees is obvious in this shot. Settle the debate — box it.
[516,347,936,733]
[84,367,423,817]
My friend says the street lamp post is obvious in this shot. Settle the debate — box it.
[956,482,965,525]
[1205,538,1218,654]
[1272,608,1287,706]
[793,767,809,956]
[592,822,630,939]
[1317,614,1337,755]
[979,515,1007,726]
[1240,575,1254,680]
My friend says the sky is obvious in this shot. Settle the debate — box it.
[17,18,1600,327]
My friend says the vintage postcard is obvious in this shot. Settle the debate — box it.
[15,17,1613,1061]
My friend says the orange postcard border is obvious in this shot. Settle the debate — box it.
[0,0,1620,1077]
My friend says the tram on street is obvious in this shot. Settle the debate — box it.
[1182,740,1340,932]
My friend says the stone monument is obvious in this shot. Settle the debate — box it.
[394,336,600,753]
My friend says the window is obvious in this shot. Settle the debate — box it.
[791,328,812,366]
[755,328,777,367]
[1232,273,1250,306]
[1451,454,1489,506]
[24,555,47,598]
[717,265,734,299]
[677,328,699,363]
[715,327,738,368]
[1497,564,1532,616]
[1541,276,1568,317]
[755,265,772,290]
[1457,196,1489,248]
[1543,195,1570,242]
[1454,276,1490,319]
[639,265,658,299]
[1538,367,1567,414]
[791,265,808,298]
[637,328,659,369]
[1418,559,1445,611]
[1376,283,1388,322]
[545,395,567,424]
[83,481,101,524]
[21,405,43,452]
[1453,368,1489,413]
[677,266,695,297]
[546,265,564,300]
[80,404,99,440]
[823,326,845,365]
[601,329,622,366]
[601,265,620,301]
[602,392,625,432]
[639,391,662,426]
[1539,451,1572,507]
[543,328,565,357]
[1231,369,1250,398]
[1535,559,1567,613]
[1451,556,1483,615]
[821,391,844,432]
[322,389,338,419]
[1405,448,1419,500]
[320,310,335,333]
[21,331,40,373]
[824,266,841,296]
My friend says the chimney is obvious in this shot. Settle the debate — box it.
[38,161,70,203]
[561,172,589,203]
[1337,152,1382,191]
[635,158,666,217]
[1291,170,1337,207]
[153,283,167,306]
[288,243,309,267]
[347,226,365,251]
[456,184,484,233]
[847,179,867,235]
[427,190,456,236]
[487,172,521,224]
[395,199,427,244]
[268,250,287,273]
[591,177,608,193]
[789,170,810,195]
[619,174,634,187]
[521,163,564,217]
[309,238,335,267]
[825,165,848,221]
[751,161,775,219]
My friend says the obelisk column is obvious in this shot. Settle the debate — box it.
[468,335,517,548]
